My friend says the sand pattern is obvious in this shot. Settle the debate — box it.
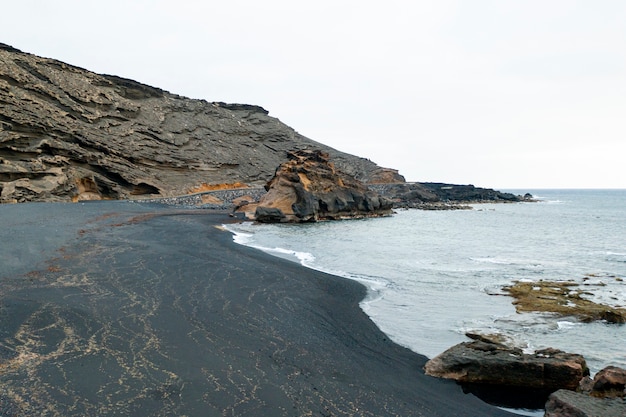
[0,206,513,416]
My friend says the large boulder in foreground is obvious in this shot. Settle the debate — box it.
[253,150,393,222]
[424,336,589,409]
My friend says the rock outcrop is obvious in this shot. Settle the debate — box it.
[0,44,401,203]
[424,336,589,408]
[503,279,626,324]
[251,150,393,222]
[370,182,532,209]
[419,182,526,202]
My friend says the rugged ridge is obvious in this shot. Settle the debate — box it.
[0,43,403,203]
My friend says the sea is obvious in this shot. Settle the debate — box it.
[225,189,626,378]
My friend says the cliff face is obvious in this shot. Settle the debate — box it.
[0,44,403,203]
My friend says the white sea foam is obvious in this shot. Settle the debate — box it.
[557,321,579,330]
[223,224,391,298]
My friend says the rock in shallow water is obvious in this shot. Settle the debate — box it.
[424,339,589,408]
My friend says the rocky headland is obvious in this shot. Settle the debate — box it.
[0,43,528,210]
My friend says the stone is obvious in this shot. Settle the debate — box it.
[424,339,589,408]
[579,366,626,399]
[545,389,626,417]
[254,206,286,223]
[254,150,393,222]
[591,366,626,397]
[503,280,626,324]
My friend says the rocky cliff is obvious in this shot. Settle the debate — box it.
[0,44,403,203]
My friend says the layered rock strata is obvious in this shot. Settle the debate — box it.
[0,44,402,203]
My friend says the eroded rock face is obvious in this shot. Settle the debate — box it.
[424,338,589,408]
[253,150,393,222]
[0,44,400,203]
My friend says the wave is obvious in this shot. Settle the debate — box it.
[470,257,543,270]
[530,194,566,204]
[605,251,626,263]
[226,225,316,265]
[223,224,393,302]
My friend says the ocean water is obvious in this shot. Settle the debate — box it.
[225,190,626,375]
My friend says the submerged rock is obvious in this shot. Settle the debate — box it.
[253,150,393,222]
[503,280,626,324]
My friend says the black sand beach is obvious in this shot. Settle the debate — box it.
[0,202,514,416]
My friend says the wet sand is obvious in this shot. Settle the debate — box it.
[0,202,514,416]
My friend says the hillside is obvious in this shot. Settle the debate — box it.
[0,44,403,203]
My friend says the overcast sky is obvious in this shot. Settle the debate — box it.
[3,1,625,189]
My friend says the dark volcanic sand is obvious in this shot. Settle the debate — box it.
[0,202,514,416]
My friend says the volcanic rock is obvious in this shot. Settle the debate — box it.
[419,182,525,202]
[0,44,402,203]
[544,366,626,417]
[545,389,626,417]
[424,338,589,408]
[579,366,626,399]
[503,280,626,324]
[252,150,393,222]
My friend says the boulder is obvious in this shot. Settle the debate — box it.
[579,366,626,399]
[253,150,393,222]
[424,338,589,408]
[591,366,626,397]
[545,389,626,417]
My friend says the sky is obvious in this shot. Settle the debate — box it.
[3,1,625,189]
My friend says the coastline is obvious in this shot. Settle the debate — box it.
[0,202,514,416]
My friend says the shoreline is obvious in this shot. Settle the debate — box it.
[0,202,514,416]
